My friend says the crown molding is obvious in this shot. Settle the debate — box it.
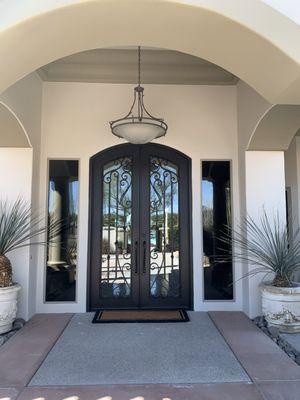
[38,49,238,86]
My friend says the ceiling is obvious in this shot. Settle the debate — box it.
[38,48,238,85]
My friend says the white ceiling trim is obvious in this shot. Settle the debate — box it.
[38,49,238,86]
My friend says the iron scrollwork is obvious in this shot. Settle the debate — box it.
[100,157,133,298]
[149,156,181,298]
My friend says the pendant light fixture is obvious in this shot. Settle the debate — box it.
[110,46,168,144]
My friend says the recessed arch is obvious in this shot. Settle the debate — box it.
[0,0,300,103]
[0,101,32,148]
[247,104,300,151]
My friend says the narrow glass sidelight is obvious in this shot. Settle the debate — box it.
[202,161,233,300]
[100,157,133,298]
[45,160,79,302]
[149,156,180,298]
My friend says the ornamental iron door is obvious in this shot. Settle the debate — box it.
[89,143,191,310]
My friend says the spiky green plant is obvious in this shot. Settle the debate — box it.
[0,198,60,287]
[219,210,300,287]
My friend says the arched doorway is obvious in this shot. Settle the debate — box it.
[1,1,300,104]
[89,143,192,310]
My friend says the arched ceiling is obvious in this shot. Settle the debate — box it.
[0,0,300,104]
[0,103,31,147]
[247,105,300,151]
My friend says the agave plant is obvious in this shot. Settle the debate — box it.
[219,210,300,288]
[0,198,61,288]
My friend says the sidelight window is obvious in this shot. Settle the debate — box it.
[45,160,79,302]
[202,161,233,300]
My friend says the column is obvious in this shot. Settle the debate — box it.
[245,151,286,318]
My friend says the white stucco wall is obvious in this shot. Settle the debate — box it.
[263,0,300,24]
[0,73,43,318]
[36,82,243,313]
[236,81,271,313]
[0,148,33,319]
[245,151,286,317]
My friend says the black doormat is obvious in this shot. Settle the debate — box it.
[92,309,189,323]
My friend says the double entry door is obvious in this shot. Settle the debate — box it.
[89,143,191,310]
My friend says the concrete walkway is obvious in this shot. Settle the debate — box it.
[0,312,299,399]
[29,313,249,386]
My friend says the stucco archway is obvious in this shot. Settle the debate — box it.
[0,102,31,147]
[0,0,300,104]
[248,104,300,150]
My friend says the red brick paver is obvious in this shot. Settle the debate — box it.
[209,311,300,400]
[16,382,263,400]
[0,313,72,387]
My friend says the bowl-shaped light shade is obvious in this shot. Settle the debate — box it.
[111,119,167,144]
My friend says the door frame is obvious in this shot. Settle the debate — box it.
[87,143,193,311]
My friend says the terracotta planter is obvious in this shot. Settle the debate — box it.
[260,282,300,333]
[0,284,21,334]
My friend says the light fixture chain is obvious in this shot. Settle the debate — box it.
[109,44,168,143]
[138,46,141,86]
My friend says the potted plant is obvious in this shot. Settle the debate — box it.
[220,211,300,332]
[0,198,59,334]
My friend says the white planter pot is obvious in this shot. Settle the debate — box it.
[0,284,21,334]
[260,282,300,333]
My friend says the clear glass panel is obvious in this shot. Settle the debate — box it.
[100,157,132,298]
[149,156,180,298]
[202,161,233,300]
[46,160,79,302]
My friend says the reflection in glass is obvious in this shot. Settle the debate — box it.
[202,161,233,300]
[149,157,180,297]
[100,157,132,298]
[46,160,78,302]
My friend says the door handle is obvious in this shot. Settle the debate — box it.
[134,241,138,274]
[142,240,147,274]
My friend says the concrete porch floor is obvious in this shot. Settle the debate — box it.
[0,312,300,400]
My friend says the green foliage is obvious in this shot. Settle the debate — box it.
[220,210,300,287]
[0,198,60,256]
